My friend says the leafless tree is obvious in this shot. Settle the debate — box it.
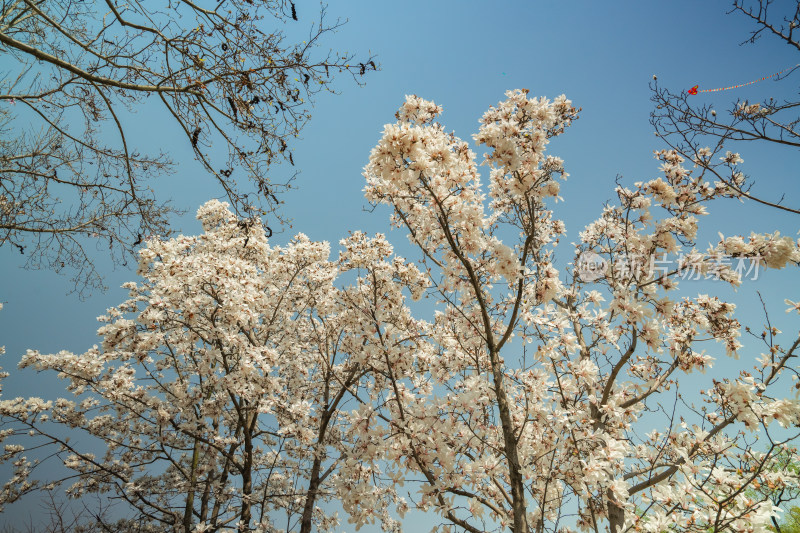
[650,0,799,217]
[0,0,376,294]
[0,490,156,532]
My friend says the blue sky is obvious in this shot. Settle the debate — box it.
[1,0,799,529]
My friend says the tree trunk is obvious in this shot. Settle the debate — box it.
[183,438,202,532]
[607,490,625,533]
[300,404,338,533]
[299,453,323,533]
[239,424,254,532]
[489,350,528,533]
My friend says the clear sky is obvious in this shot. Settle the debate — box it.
[1,1,799,529]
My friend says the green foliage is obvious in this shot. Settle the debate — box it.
[771,506,800,533]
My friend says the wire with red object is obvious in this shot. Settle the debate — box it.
[687,63,799,95]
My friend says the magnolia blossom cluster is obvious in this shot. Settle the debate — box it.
[715,231,800,269]
[735,102,772,118]
[473,89,577,213]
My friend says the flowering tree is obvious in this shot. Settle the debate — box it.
[0,202,421,533]
[2,90,800,533]
[358,91,800,532]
